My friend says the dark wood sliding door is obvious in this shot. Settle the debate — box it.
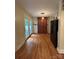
[38,17,48,33]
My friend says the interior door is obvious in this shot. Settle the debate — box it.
[38,17,48,33]
[50,20,58,48]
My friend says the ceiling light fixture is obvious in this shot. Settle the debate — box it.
[41,13,45,19]
[42,17,44,19]
[41,12,45,14]
[40,12,45,19]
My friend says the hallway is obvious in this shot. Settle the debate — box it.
[16,34,64,59]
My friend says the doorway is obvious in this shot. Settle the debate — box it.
[38,17,48,33]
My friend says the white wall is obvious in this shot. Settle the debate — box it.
[15,4,25,51]
[15,3,32,51]
[32,17,38,33]
[57,0,64,53]
[57,10,64,53]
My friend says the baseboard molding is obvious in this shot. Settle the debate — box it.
[57,48,64,53]
[16,33,33,52]
[25,33,33,41]
[15,40,25,52]
[32,33,38,34]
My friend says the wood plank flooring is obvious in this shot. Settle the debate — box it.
[16,34,64,59]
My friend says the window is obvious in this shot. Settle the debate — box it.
[25,16,33,38]
[25,16,29,37]
[30,19,32,34]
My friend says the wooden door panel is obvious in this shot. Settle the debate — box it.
[43,18,47,33]
[38,17,48,33]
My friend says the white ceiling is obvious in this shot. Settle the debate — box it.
[16,0,60,17]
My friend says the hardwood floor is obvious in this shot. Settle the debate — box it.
[15,34,64,59]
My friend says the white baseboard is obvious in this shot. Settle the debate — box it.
[57,48,64,53]
[15,34,32,52]
[15,40,25,52]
